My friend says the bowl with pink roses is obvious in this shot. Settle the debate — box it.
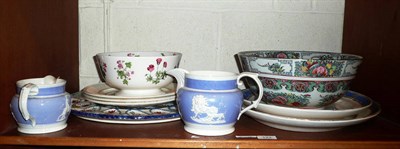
[95,51,182,97]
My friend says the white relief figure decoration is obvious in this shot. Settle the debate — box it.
[57,95,71,122]
[191,95,225,124]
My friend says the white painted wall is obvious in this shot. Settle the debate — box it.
[79,0,345,89]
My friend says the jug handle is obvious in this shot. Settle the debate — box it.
[19,83,39,126]
[236,72,263,120]
[167,68,189,93]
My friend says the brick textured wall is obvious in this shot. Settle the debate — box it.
[79,0,345,89]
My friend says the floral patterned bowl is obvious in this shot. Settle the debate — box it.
[237,51,362,77]
[247,73,354,109]
[95,51,182,97]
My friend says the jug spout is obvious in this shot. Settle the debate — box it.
[167,68,188,93]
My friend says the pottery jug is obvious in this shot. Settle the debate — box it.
[10,75,71,134]
[167,68,263,136]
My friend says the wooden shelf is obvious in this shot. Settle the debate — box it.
[1,0,400,148]
[1,114,400,148]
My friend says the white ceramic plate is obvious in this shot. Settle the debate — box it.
[71,95,181,124]
[78,92,176,107]
[243,90,372,120]
[244,100,380,132]
[83,95,176,107]
[76,116,181,124]
[82,92,175,103]
[82,83,176,100]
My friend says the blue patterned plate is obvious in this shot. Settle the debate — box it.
[71,93,180,124]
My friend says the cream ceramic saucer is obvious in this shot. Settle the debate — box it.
[83,95,176,107]
[71,95,181,124]
[76,116,180,124]
[77,91,175,107]
[243,90,372,120]
[244,100,380,132]
[82,83,176,100]
[82,93,173,103]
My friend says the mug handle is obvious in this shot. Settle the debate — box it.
[236,72,263,120]
[19,83,39,126]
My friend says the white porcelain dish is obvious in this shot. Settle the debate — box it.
[82,83,176,100]
[78,92,175,107]
[76,116,180,124]
[83,95,176,107]
[243,90,372,119]
[244,100,380,132]
[82,92,175,103]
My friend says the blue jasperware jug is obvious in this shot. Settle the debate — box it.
[167,68,263,136]
[10,75,71,134]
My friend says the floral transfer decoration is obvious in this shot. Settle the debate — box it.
[145,58,168,84]
[260,77,351,107]
[260,77,350,93]
[267,63,284,73]
[126,52,177,57]
[100,62,107,78]
[265,91,310,107]
[114,60,134,85]
[257,62,285,74]
[294,60,344,77]
[240,51,361,77]
[264,91,345,108]
[246,51,358,60]
[317,93,345,107]
[246,51,301,59]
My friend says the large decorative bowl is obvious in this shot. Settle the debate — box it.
[249,73,354,109]
[95,51,182,97]
[238,51,362,77]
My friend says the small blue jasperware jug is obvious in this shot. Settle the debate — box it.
[10,75,71,134]
[167,68,263,136]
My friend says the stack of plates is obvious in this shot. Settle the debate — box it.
[243,90,381,132]
[81,83,177,107]
[71,83,180,124]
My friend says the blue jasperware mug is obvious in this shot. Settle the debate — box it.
[167,68,263,136]
[10,76,71,134]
